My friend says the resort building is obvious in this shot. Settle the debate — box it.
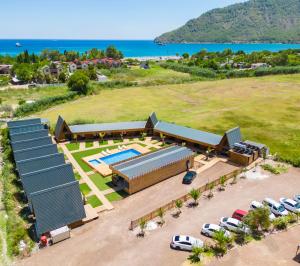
[110,145,194,194]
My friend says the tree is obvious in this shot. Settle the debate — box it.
[160,133,166,145]
[207,182,214,199]
[105,45,123,59]
[188,247,204,264]
[219,175,226,191]
[205,147,212,161]
[140,132,147,141]
[14,64,33,82]
[99,132,106,143]
[67,70,91,95]
[58,72,67,83]
[182,53,190,59]
[212,230,232,256]
[138,218,147,237]
[157,208,165,226]
[175,199,183,216]
[189,188,200,207]
[243,207,271,234]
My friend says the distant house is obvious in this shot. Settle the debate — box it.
[69,63,77,73]
[99,58,121,68]
[96,74,108,82]
[41,63,63,76]
[11,76,22,85]
[0,64,12,75]
[140,61,150,69]
[251,63,269,69]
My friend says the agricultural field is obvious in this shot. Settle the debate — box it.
[37,74,300,165]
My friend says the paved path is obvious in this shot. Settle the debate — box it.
[60,143,113,210]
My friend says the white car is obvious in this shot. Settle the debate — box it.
[170,235,203,251]
[294,195,300,203]
[263,198,288,216]
[279,198,300,213]
[250,201,276,220]
[201,223,231,238]
[219,217,250,234]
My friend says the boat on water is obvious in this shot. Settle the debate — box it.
[15,42,22,47]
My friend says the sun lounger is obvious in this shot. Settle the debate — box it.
[122,145,127,149]
[102,151,108,156]
[106,149,111,154]
[118,145,122,150]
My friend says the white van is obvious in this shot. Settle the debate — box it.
[263,198,288,216]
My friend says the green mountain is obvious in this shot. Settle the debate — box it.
[155,0,300,43]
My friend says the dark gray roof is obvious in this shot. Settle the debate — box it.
[69,121,147,134]
[54,115,66,140]
[10,129,49,142]
[226,127,242,149]
[7,118,41,128]
[244,140,266,149]
[154,121,222,146]
[11,136,52,152]
[13,144,58,162]
[148,112,158,127]
[30,181,85,237]
[9,123,44,135]
[17,153,65,176]
[21,163,75,199]
[112,145,194,179]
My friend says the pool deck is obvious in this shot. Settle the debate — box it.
[82,143,150,176]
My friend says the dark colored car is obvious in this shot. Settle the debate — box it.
[182,171,197,184]
[232,209,248,221]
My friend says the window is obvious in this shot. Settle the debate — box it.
[228,222,237,227]
[181,242,191,246]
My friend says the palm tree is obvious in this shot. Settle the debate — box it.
[189,188,200,207]
[140,132,147,141]
[205,147,212,160]
[188,247,204,264]
[99,132,106,143]
[160,133,166,145]
[175,199,183,216]
[219,175,226,191]
[212,230,232,256]
[208,182,214,198]
[138,218,147,237]
[243,207,271,235]
[157,208,165,226]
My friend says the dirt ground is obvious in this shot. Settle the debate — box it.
[17,166,300,266]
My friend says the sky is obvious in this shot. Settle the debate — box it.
[0,0,247,40]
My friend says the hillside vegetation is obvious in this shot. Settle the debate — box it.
[155,0,300,43]
[37,74,300,166]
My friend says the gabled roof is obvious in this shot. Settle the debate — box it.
[145,112,158,129]
[14,144,58,162]
[10,129,49,142]
[11,136,52,152]
[112,145,194,179]
[9,123,44,135]
[7,118,41,129]
[21,164,75,199]
[225,127,242,149]
[69,121,147,134]
[154,121,222,146]
[30,181,86,237]
[17,153,65,177]
[54,115,71,141]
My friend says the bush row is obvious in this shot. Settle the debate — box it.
[14,91,79,117]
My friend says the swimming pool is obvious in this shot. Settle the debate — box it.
[89,159,101,166]
[101,149,141,165]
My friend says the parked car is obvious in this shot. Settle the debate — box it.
[201,223,231,238]
[250,201,276,220]
[294,195,300,203]
[279,198,300,213]
[182,171,197,184]
[170,235,203,251]
[232,209,248,221]
[219,217,250,234]
[263,198,288,216]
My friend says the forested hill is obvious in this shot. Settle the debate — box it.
[155,0,300,44]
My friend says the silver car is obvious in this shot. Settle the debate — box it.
[201,223,231,238]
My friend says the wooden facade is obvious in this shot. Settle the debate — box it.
[228,150,259,166]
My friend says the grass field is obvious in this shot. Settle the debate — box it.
[86,195,102,208]
[79,183,92,196]
[89,173,113,191]
[106,191,128,202]
[38,74,300,165]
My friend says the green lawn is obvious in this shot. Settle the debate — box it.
[66,142,80,151]
[113,139,123,143]
[99,140,108,145]
[149,147,158,151]
[74,172,81,181]
[79,183,91,196]
[85,141,94,148]
[106,190,128,202]
[89,173,113,191]
[38,74,300,166]
[86,195,103,208]
[72,146,118,172]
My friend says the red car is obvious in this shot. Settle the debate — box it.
[232,209,248,221]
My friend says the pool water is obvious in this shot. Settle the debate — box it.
[89,159,101,166]
[101,149,141,165]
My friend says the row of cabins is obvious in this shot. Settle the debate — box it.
[55,112,267,194]
[7,118,86,239]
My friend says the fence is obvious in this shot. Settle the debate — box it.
[129,168,242,230]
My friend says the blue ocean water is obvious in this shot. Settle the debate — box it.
[1,40,300,57]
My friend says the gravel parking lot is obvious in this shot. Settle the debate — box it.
[18,165,300,266]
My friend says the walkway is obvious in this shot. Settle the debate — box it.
[59,143,114,211]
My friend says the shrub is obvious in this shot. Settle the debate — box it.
[14,91,78,117]
[67,70,91,95]
[18,99,26,105]
[272,217,288,230]
[254,66,300,76]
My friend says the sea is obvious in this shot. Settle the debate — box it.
[1,40,300,58]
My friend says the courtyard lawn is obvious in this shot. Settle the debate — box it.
[99,140,108,145]
[74,172,81,181]
[86,195,103,208]
[66,142,80,151]
[85,141,94,148]
[106,190,128,202]
[72,146,118,172]
[79,183,91,196]
[89,173,113,191]
[38,74,300,166]
[113,139,123,144]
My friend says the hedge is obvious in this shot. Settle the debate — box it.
[254,66,300,76]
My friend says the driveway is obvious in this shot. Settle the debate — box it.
[17,166,300,266]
